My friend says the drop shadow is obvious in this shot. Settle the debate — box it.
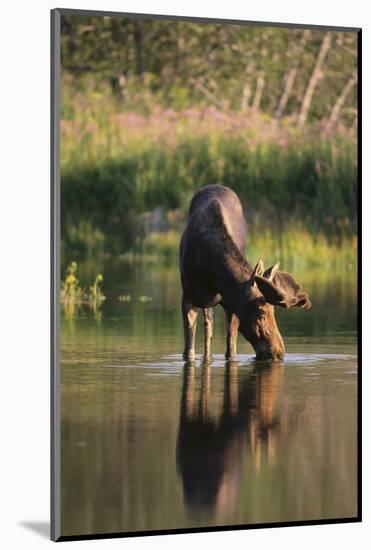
[18,521,49,539]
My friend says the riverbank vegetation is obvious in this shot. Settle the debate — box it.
[60,16,358,269]
[61,261,105,304]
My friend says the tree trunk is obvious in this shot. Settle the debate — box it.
[134,21,144,79]
[251,72,265,112]
[275,30,311,119]
[192,78,225,110]
[324,71,357,133]
[297,32,332,128]
[275,69,298,119]
[240,62,255,113]
[241,83,251,112]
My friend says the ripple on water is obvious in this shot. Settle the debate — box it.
[98,352,356,373]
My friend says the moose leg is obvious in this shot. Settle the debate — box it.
[224,311,240,361]
[182,296,198,361]
[202,308,214,360]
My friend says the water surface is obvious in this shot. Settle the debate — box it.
[60,260,358,537]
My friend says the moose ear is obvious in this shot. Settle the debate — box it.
[255,275,286,306]
[263,262,280,281]
[256,270,312,310]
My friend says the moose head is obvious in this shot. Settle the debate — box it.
[238,258,312,361]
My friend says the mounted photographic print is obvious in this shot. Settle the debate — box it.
[51,8,361,542]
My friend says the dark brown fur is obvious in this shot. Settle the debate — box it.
[180,184,311,361]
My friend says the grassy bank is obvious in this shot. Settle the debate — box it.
[126,228,356,271]
[61,86,357,264]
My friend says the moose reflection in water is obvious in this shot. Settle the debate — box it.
[176,361,299,518]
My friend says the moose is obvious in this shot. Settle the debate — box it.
[179,185,311,361]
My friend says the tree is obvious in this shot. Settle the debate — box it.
[297,32,332,128]
[60,15,358,129]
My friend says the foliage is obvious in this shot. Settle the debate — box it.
[89,274,105,301]
[129,227,356,271]
[61,16,358,127]
[61,261,105,304]
[61,97,357,257]
[61,219,105,258]
[61,261,82,300]
[60,16,358,265]
[118,294,131,302]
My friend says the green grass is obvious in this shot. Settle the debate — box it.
[127,227,356,271]
[61,85,357,264]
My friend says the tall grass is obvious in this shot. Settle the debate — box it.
[128,227,356,271]
[61,84,357,264]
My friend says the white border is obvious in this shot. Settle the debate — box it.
[0,1,368,548]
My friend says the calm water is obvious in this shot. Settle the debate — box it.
[60,259,358,537]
